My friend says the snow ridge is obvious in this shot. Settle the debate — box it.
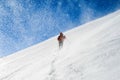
[0,10,120,80]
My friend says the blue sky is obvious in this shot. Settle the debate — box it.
[0,0,120,57]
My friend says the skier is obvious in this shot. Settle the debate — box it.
[57,32,66,49]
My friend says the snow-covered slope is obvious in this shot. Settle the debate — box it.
[0,10,120,80]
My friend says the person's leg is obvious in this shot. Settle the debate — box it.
[59,41,63,49]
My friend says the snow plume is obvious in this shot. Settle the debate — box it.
[0,0,119,57]
[0,0,36,57]
[0,0,74,57]
[0,0,32,56]
[80,4,94,24]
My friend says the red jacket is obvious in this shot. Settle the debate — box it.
[57,35,66,42]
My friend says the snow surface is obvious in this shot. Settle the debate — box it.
[0,10,120,80]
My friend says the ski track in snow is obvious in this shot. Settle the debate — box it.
[48,50,58,80]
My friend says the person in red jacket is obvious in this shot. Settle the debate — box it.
[57,32,66,49]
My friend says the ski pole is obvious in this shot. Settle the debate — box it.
[66,38,71,44]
